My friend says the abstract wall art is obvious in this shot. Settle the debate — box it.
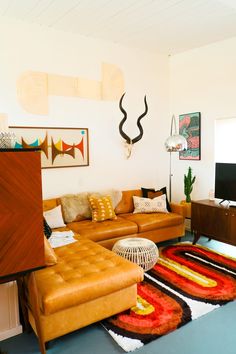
[179,112,201,160]
[9,126,89,168]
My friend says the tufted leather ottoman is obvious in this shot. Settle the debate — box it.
[26,238,143,354]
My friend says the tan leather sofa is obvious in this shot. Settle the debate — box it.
[26,238,143,354]
[25,189,185,354]
[44,189,186,249]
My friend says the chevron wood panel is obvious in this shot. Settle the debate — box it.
[0,150,45,279]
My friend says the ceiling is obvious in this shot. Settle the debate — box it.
[2,0,236,54]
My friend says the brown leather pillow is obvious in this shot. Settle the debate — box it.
[44,237,58,266]
[141,187,171,212]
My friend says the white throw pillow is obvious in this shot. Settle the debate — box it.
[133,195,169,214]
[43,205,66,228]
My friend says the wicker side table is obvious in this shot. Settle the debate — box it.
[112,238,159,271]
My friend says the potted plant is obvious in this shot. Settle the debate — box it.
[184,166,196,202]
[181,167,196,218]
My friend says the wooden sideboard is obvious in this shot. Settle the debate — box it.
[0,149,45,339]
[191,199,236,246]
[0,149,45,280]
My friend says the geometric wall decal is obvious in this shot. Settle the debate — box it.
[17,63,125,115]
[9,126,89,168]
[0,113,9,131]
[101,62,125,101]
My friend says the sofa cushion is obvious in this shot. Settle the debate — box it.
[133,195,168,214]
[34,239,143,315]
[89,195,117,222]
[43,205,66,229]
[115,189,142,214]
[43,218,52,239]
[43,198,61,211]
[67,216,138,242]
[121,212,183,233]
[61,193,91,222]
[44,237,58,266]
[141,186,171,212]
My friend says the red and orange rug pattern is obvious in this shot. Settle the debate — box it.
[102,243,236,352]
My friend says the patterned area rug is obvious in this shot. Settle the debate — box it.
[102,243,236,352]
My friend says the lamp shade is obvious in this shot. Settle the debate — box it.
[165,115,187,152]
[165,134,187,152]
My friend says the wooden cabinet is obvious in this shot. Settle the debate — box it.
[191,199,236,245]
[0,149,45,281]
[0,281,22,340]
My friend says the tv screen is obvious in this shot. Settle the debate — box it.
[215,163,236,202]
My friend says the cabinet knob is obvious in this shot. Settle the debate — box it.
[225,213,228,216]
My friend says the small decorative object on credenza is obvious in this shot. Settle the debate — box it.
[165,114,187,201]
[0,114,16,148]
[118,93,148,159]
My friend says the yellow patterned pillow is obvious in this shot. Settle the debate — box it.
[89,195,117,222]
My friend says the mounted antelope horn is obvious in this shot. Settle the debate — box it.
[118,93,148,145]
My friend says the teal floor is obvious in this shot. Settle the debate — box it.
[1,233,236,354]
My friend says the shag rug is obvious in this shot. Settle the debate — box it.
[102,243,236,352]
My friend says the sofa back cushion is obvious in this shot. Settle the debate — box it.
[61,193,91,222]
[115,190,142,214]
[43,198,61,211]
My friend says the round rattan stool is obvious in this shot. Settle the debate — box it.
[112,237,159,271]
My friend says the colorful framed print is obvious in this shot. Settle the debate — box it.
[9,126,89,168]
[179,112,201,160]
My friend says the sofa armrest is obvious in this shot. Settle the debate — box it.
[170,203,185,217]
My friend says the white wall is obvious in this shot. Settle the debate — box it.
[215,118,236,163]
[0,17,170,199]
[169,37,236,202]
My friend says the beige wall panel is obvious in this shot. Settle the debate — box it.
[77,78,101,100]
[17,71,48,115]
[48,74,78,96]
[101,62,125,100]
[0,113,8,131]
[17,63,124,114]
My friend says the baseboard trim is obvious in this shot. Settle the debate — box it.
[0,324,22,341]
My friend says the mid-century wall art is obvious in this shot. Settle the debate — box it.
[179,112,201,160]
[9,126,89,168]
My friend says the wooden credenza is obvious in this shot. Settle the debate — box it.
[0,148,45,340]
[0,149,45,280]
[191,199,236,246]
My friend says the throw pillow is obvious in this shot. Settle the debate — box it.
[88,189,122,209]
[88,195,117,222]
[44,236,58,266]
[43,205,66,229]
[61,192,91,222]
[43,218,52,239]
[133,195,169,214]
[60,190,122,223]
[141,186,171,212]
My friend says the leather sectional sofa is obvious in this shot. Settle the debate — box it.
[44,189,186,249]
[25,189,185,354]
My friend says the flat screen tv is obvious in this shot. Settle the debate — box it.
[215,162,236,203]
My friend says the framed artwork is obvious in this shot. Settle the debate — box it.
[9,126,89,168]
[179,112,201,160]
